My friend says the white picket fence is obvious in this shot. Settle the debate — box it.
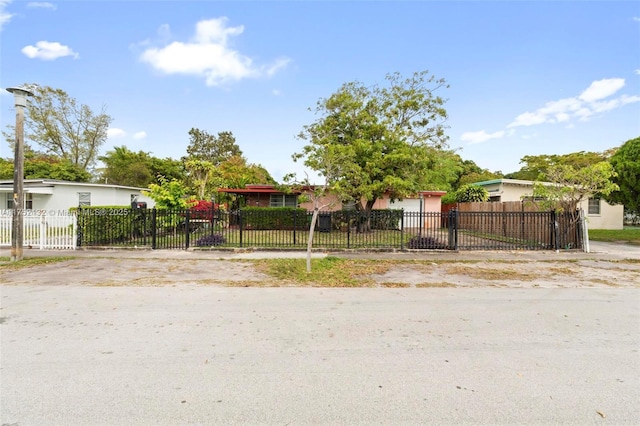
[0,209,77,250]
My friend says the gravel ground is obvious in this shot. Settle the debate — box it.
[1,241,638,288]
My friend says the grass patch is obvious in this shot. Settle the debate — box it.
[445,264,537,281]
[251,256,394,287]
[0,256,75,270]
[380,282,411,288]
[589,227,640,244]
[416,282,457,288]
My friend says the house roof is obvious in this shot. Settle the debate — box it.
[0,179,149,192]
[473,178,537,187]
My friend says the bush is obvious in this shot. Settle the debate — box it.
[195,233,227,247]
[455,184,489,202]
[241,207,309,230]
[74,206,144,245]
[408,236,447,249]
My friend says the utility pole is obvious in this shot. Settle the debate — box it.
[6,86,34,262]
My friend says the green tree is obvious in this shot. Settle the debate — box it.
[606,136,640,217]
[144,176,193,210]
[455,184,489,202]
[217,155,275,188]
[184,128,242,165]
[506,151,609,180]
[184,158,218,200]
[451,157,502,189]
[296,70,452,230]
[3,84,112,172]
[531,162,618,213]
[0,154,90,181]
[99,146,185,187]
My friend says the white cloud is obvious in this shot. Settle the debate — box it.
[272,89,282,96]
[139,17,290,87]
[0,0,14,31]
[132,131,147,140]
[107,128,126,139]
[27,2,56,10]
[578,78,625,102]
[507,77,638,128]
[634,17,640,22]
[22,40,78,60]
[460,130,505,145]
[635,69,640,75]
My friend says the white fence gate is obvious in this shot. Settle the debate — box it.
[0,209,77,250]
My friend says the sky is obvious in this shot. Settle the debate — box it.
[0,0,639,184]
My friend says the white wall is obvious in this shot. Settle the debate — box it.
[27,183,154,211]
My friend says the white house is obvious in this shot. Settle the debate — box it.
[473,179,623,230]
[0,179,155,211]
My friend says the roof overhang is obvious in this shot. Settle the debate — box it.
[0,186,54,194]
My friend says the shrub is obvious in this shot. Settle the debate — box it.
[455,184,489,202]
[74,206,143,245]
[241,207,309,230]
[195,233,227,247]
[408,235,447,249]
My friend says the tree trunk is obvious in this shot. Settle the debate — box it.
[306,207,319,273]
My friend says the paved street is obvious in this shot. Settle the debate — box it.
[1,285,638,425]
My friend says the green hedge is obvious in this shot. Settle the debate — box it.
[240,207,310,230]
[74,206,149,245]
[331,209,403,230]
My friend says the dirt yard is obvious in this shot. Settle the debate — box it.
[1,254,638,288]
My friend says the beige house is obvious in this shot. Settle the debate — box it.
[473,179,623,230]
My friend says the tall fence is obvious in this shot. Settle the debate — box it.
[74,207,584,251]
[0,209,77,250]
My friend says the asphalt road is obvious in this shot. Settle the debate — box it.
[1,285,638,425]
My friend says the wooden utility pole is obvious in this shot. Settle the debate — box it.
[7,86,34,262]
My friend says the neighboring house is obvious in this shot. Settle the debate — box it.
[0,179,155,211]
[472,179,623,230]
[218,185,446,213]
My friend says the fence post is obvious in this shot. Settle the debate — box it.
[39,211,46,250]
[400,209,404,250]
[239,210,243,248]
[551,211,559,252]
[76,206,83,248]
[151,208,157,250]
[346,210,351,249]
[447,209,460,250]
[293,209,297,245]
[185,208,190,250]
[580,209,590,253]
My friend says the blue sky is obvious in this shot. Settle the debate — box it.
[1,0,639,183]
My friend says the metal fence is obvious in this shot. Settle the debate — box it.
[0,209,77,250]
[75,208,583,251]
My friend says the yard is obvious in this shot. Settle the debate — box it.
[588,227,640,245]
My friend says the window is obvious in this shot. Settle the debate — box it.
[269,194,297,208]
[588,197,601,215]
[78,192,91,207]
[5,193,33,209]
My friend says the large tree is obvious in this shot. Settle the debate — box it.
[0,154,90,182]
[506,151,610,181]
[606,136,640,217]
[296,70,453,224]
[3,84,112,172]
[531,162,618,214]
[184,128,242,165]
[98,146,184,188]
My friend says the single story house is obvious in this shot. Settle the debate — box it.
[0,179,155,211]
[217,184,446,213]
[472,178,623,230]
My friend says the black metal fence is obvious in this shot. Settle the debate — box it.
[76,207,584,251]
